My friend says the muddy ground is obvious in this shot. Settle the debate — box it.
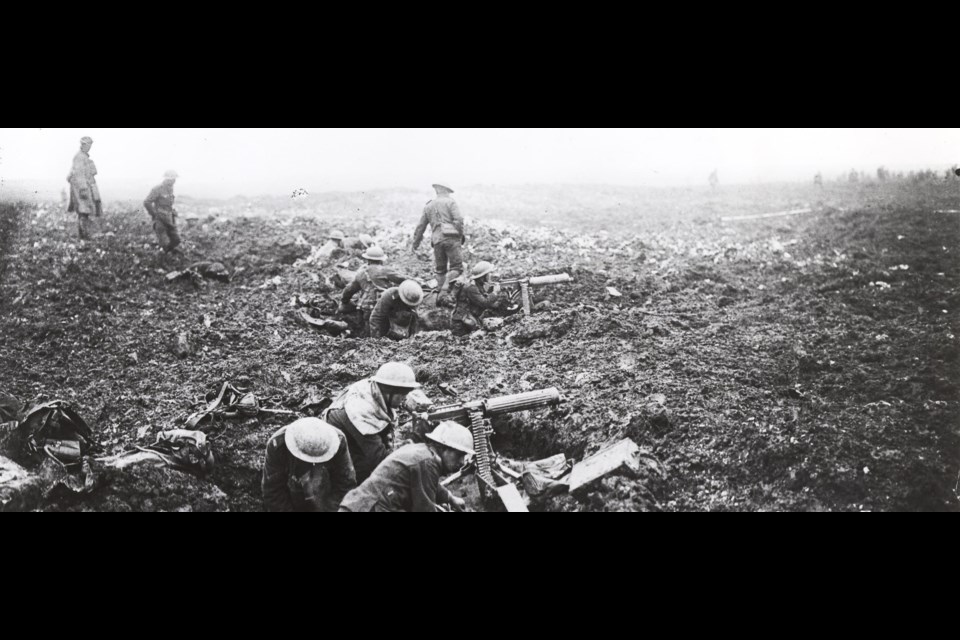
[1,181,958,511]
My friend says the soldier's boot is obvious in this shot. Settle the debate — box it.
[437,269,461,308]
[436,270,452,307]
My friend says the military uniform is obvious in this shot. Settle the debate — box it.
[341,264,407,335]
[339,443,454,512]
[261,425,356,512]
[451,281,508,336]
[144,181,181,252]
[323,377,400,482]
[67,150,101,239]
[413,194,464,294]
[369,287,421,340]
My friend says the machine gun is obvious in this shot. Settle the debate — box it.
[420,387,564,511]
[499,273,573,315]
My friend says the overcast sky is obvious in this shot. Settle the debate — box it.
[1,128,956,198]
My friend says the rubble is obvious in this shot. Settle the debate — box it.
[0,455,43,512]
[2,180,958,511]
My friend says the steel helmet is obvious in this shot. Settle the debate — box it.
[372,362,421,389]
[328,230,346,241]
[469,261,495,280]
[284,418,341,463]
[398,280,424,307]
[426,421,475,455]
[362,245,386,261]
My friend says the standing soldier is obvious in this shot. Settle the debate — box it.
[369,280,424,340]
[144,170,182,255]
[451,261,510,337]
[412,183,464,306]
[708,169,719,191]
[261,418,356,512]
[323,362,423,482]
[66,136,102,241]
[339,245,409,337]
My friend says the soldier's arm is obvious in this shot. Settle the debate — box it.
[341,273,363,304]
[384,267,408,287]
[369,294,393,338]
[409,313,421,337]
[436,481,452,506]
[465,285,503,311]
[143,186,160,216]
[412,208,430,249]
[449,200,465,237]
[69,155,83,184]
[261,438,295,512]
[327,434,357,508]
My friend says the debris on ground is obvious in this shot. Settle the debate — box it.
[2,181,957,511]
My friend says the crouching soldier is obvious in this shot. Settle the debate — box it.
[339,245,408,337]
[324,362,422,482]
[339,421,472,512]
[261,418,356,512]
[369,280,424,340]
[451,261,511,337]
[144,170,182,255]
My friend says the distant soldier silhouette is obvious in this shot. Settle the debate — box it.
[66,136,101,240]
[814,172,823,188]
[709,169,719,190]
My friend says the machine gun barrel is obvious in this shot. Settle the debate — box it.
[423,388,563,424]
[500,273,572,315]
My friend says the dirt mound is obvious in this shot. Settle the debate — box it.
[2,181,958,511]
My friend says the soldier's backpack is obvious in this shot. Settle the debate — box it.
[18,401,98,467]
[139,429,215,475]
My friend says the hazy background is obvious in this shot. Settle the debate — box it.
[1,128,957,200]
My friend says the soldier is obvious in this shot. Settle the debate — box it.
[339,421,471,512]
[66,136,102,241]
[369,280,424,340]
[339,245,409,337]
[144,170,182,255]
[412,183,464,306]
[261,418,357,512]
[814,172,823,188]
[451,261,510,337]
[323,362,423,482]
[322,229,369,265]
[708,169,719,190]
[342,233,372,253]
[329,229,346,248]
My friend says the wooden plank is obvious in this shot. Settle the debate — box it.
[496,484,529,512]
[568,439,640,493]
